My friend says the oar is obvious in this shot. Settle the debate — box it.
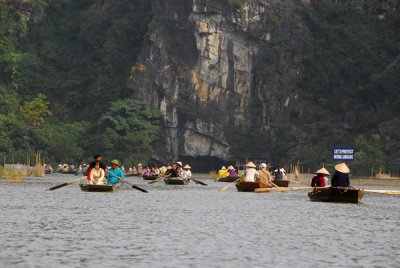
[108,171,148,193]
[48,177,84,191]
[190,177,207,186]
[121,180,148,193]
[219,177,241,192]
[255,186,315,193]
[269,180,287,192]
[363,189,400,195]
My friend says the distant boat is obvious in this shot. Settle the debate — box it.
[143,175,159,180]
[308,187,364,203]
[272,179,289,187]
[217,176,240,182]
[235,181,269,192]
[164,178,190,185]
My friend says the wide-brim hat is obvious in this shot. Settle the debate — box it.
[111,159,119,166]
[315,167,330,176]
[246,161,256,168]
[175,161,183,167]
[183,164,191,169]
[137,163,142,166]
[227,165,234,170]
[334,162,350,174]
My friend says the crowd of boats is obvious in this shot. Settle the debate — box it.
[43,153,399,204]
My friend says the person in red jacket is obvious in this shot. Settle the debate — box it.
[311,167,330,187]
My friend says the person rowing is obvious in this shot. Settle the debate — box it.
[164,161,183,178]
[106,159,125,188]
[331,162,351,188]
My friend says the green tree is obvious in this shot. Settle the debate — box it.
[19,93,52,126]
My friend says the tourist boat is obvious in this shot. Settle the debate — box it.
[308,187,364,203]
[143,175,159,180]
[164,178,190,185]
[79,184,114,192]
[272,180,289,187]
[235,181,270,192]
[126,173,140,177]
[217,176,240,182]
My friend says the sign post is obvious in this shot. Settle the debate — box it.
[332,147,355,162]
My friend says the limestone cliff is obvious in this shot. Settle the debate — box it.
[128,0,308,164]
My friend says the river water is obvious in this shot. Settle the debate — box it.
[1,174,399,268]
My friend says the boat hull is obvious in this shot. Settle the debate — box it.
[79,184,114,192]
[235,181,269,192]
[218,176,240,182]
[143,175,159,180]
[272,180,289,187]
[308,187,364,203]
[164,178,190,185]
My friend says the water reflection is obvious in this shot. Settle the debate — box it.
[0,174,399,267]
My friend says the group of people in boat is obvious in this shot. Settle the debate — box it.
[79,154,194,186]
[218,162,287,184]
[222,161,352,189]
[310,162,351,188]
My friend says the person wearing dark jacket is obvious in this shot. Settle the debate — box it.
[331,162,351,187]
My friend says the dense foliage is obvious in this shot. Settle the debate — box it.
[249,0,399,175]
[0,0,161,167]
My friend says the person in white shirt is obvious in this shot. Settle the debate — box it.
[89,161,105,184]
[181,164,192,180]
[243,161,259,182]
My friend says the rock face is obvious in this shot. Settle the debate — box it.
[128,0,308,164]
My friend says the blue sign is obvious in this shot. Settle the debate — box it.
[333,147,355,161]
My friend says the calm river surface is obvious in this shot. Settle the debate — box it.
[1,174,399,268]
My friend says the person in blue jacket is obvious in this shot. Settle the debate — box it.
[106,159,125,187]
[331,162,351,187]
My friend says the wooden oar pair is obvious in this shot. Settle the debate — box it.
[48,177,85,191]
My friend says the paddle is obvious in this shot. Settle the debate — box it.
[255,186,315,193]
[190,177,207,186]
[108,171,148,193]
[48,177,84,191]
[363,189,400,195]
[219,177,242,192]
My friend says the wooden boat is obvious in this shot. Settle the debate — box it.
[79,184,114,192]
[235,181,270,192]
[217,176,240,182]
[126,173,140,177]
[272,179,289,187]
[164,178,190,185]
[143,175,159,180]
[308,187,364,203]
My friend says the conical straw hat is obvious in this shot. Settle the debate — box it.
[315,167,330,176]
[334,162,350,174]
[183,164,191,169]
[227,165,234,170]
[246,161,256,168]
[175,161,183,167]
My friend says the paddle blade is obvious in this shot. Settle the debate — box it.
[48,183,68,191]
[131,185,148,193]
[193,178,207,186]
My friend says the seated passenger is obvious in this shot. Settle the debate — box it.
[331,162,351,187]
[218,166,229,178]
[243,162,259,182]
[181,164,192,180]
[142,165,151,178]
[89,161,105,185]
[311,167,330,187]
